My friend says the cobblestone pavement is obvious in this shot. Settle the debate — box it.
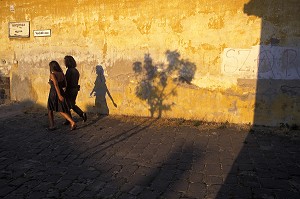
[0,108,299,199]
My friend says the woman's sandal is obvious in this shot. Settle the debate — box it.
[70,123,77,131]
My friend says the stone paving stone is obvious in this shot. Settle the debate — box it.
[222,174,238,185]
[251,188,276,199]
[204,153,220,164]
[8,184,30,196]
[120,182,135,193]
[78,190,98,198]
[133,175,154,187]
[42,174,61,184]
[222,164,238,175]
[138,189,161,199]
[3,193,25,199]
[204,175,223,185]
[113,176,127,188]
[0,185,15,197]
[150,178,171,194]
[46,188,60,198]
[273,189,300,199]
[118,192,137,199]
[189,172,204,183]
[205,164,222,175]
[161,190,181,199]
[220,157,234,166]
[260,178,291,190]
[86,180,106,192]
[33,182,54,192]
[129,185,145,195]
[78,170,100,180]
[96,184,119,198]
[26,191,46,199]
[239,176,260,188]
[238,163,255,171]
[169,180,189,193]
[63,183,86,196]
[206,184,222,199]
[187,182,207,198]
[55,179,73,190]
[9,177,28,186]
[228,185,252,198]
[290,177,300,192]
[192,162,205,171]
[174,170,190,181]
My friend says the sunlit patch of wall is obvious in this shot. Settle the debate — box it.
[1,0,299,125]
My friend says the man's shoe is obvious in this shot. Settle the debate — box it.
[82,113,87,122]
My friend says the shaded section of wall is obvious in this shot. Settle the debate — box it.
[0,53,14,104]
[10,65,38,103]
[0,76,10,104]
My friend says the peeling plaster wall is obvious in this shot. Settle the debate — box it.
[1,0,299,125]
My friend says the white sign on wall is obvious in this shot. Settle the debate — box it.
[33,30,51,37]
[221,45,300,80]
[9,22,30,38]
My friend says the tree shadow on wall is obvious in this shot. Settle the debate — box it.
[133,50,196,118]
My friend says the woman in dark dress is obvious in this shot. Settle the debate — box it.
[47,61,76,130]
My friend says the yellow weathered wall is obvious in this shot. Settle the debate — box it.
[1,0,299,125]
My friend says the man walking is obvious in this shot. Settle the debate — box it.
[64,55,87,124]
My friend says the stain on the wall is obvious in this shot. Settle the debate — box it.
[133,17,152,35]
[11,74,38,102]
[170,18,183,33]
[208,15,224,29]
[102,42,108,62]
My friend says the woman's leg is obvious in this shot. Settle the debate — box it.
[63,109,72,125]
[59,112,76,129]
[48,110,55,128]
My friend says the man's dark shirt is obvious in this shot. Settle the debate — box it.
[65,67,83,115]
[65,68,80,90]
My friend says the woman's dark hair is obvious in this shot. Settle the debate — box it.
[64,55,77,68]
[49,61,63,73]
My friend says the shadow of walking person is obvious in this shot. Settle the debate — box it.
[90,65,117,117]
